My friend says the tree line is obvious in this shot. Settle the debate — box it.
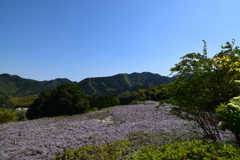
[25,84,120,120]
[129,84,171,101]
[87,95,120,110]
[117,84,172,105]
[2,81,172,123]
[0,94,38,110]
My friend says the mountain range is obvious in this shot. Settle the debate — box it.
[0,72,189,97]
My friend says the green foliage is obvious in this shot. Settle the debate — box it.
[26,84,90,119]
[210,38,240,82]
[146,84,172,101]
[118,97,131,105]
[0,94,38,110]
[90,107,99,112]
[0,72,175,101]
[87,95,119,110]
[138,89,147,101]
[0,95,14,109]
[131,139,240,159]
[78,72,171,96]
[11,95,38,108]
[129,84,171,102]
[215,90,240,146]
[127,131,240,159]
[117,91,131,98]
[131,100,140,104]
[14,109,27,121]
[52,139,135,160]
[157,39,240,142]
[126,130,205,154]
[0,108,19,124]
[130,91,140,101]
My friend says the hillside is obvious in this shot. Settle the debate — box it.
[0,72,190,97]
[0,73,77,96]
[77,72,174,96]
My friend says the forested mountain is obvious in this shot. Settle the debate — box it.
[0,73,77,96]
[77,72,174,96]
[0,72,188,97]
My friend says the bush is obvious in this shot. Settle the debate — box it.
[26,84,90,119]
[87,95,120,109]
[0,108,18,124]
[131,100,140,104]
[90,107,98,112]
[52,139,135,160]
[15,109,26,121]
[131,139,240,159]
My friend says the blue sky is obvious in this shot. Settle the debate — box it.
[1,0,240,82]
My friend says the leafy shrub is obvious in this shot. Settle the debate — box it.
[15,109,26,121]
[131,100,140,104]
[87,95,120,109]
[131,139,240,159]
[130,91,140,101]
[126,130,205,154]
[52,139,135,160]
[0,108,18,124]
[90,107,98,112]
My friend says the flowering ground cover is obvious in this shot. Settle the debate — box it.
[0,101,235,160]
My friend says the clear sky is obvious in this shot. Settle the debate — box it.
[1,0,240,82]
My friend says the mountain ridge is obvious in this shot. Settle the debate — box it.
[0,72,187,97]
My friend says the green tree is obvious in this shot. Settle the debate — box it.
[158,39,240,142]
[145,84,171,101]
[115,97,120,105]
[0,95,15,109]
[209,39,240,83]
[26,89,53,119]
[26,84,90,119]
[0,108,18,124]
[138,89,147,101]
[130,91,139,101]
[91,95,99,108]
[87,95,119,110]
[15,109,26,121]
[118,97,130,105]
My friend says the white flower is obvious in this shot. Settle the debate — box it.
[217,121,225,130]
[227,103,240,111]
[233,96,240,100]
[234,80,240,83]
[227,103,236,108]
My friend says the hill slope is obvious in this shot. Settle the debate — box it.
[0,72,188,97]
[0,73,77,96]
[78,72,173,96]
